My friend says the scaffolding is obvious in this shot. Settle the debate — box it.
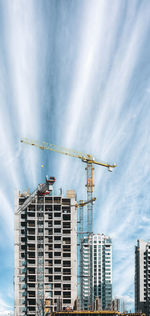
[85,163,94,310]
[77,195,96,310]
[85,163,94,234]
[77,204,84,310]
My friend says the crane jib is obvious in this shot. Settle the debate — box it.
[20,138,117,169]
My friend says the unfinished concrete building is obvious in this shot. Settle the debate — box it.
[14,178,77,316]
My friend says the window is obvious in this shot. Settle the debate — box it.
[63,299,71,304]
[63,230,71,234]
[63,253,71,257]
[63,245,71,252]
[63,214,71,220]
[63,223,71,228]
[54,283,61,288]
[54,220,61,225]
[63,291,71,298]
[54,267,61,272]
[28,276,36,282]
[54,291,61,295]
[28,291,35,297]
[63,237,71,244]
[54,213,61,217]
[28,268,35,274]
[63,276,71,281]
[63,284,71,290]
[54,252,61,256]
[54,260,61,264]
[38,228,43,233]
[54,244,61,248]
[54,236,61,241]
[54,275,61,280]
[62,199,70,206]
[54,205,61,211]
[63,269,71,275]
[28,306,35,311]
[63,261,71,267]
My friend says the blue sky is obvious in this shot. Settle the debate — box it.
[0,0,150,314]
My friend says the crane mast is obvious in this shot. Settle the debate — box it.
[85,163,94,234]
[76,197,96,310]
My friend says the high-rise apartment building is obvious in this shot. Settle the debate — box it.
[135,239,150,315]
[80,233,112,310]
[14,179,77,316]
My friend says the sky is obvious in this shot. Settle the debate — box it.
[0,0,150,314]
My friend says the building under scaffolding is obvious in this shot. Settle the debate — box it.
[14,178,77,316]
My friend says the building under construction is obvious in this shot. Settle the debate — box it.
[16,139,117,315]
[14,177,77,315]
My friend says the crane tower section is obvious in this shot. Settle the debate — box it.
[85,163,94,234]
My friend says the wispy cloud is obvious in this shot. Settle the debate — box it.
[1,1,45,188]
[0,295,14,315]
[0,0,150,311]
[54,1,150,309]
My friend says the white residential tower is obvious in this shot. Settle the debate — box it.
[80,233,112,310]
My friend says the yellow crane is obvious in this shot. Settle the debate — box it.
[76,197,96,238]
[20,137,116,234]
[75,197,96,209]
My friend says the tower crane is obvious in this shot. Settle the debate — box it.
[20,137,116,234]
[75,197,96,238]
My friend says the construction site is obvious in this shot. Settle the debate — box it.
[14,138,117,316]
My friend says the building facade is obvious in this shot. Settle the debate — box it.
[135,239,150,316]
[14,181,77,316]
[112,298,120,312]
[80,234,112,310]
